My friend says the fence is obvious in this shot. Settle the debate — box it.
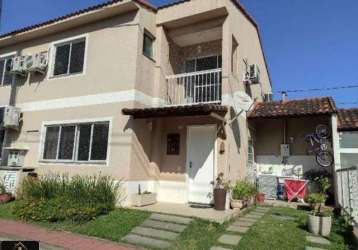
[336,166,358,225]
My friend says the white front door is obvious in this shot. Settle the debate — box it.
[187,125,216,204]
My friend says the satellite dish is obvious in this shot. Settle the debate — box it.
[232,91,254,113]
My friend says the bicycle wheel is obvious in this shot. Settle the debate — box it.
[316,151,334,167]
[316,124,330,139]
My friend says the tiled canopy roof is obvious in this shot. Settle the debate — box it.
[122,104,228,119]
[337,108,358,131]
[248,97,337,119]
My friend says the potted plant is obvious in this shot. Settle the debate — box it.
[132,185,157,207]
[230,180,257,209]
[214,173,229,211]
[0,179,12,203]
[306,177,332,236]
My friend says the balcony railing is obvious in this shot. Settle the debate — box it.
[165,68,222,106]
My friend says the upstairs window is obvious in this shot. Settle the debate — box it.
[143,32,154,59]
[0,56,14,86]
[42,121,109,163]
[53,37,86,77]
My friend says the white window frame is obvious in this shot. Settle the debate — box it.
[338,131,358,169]
[143,30,155,60]
[0,52,16,87]
[184,54,222,73]
[39,117,112,166]
[47,34,89,80]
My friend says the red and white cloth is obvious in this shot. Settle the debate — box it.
[284,179,308,202]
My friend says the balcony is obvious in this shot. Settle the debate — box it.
[165,69,222,106]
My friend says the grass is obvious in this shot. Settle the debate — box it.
[0,201,150,241]
[0,202,356,250]
[237,207,356,250]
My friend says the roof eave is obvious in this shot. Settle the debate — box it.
[0,0,156,48]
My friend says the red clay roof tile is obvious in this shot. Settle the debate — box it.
[338,108,358,131]
[248,97,337,119]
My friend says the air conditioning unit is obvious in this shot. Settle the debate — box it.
[7,149,25,167]
[3,106,21,129]
[26,51,48,74]
[249,64,260,83]
[10,56,27,76]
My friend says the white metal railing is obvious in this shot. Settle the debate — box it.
[166,68,222,106]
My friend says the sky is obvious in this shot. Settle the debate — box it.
[1,0,358,107]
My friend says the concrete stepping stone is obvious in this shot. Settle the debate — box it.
[122,234,171,249]
[142,219,186,233]
[306,236,331,245]
[131,226,179,241]
[233,220,255,227]
[237,217,257,223]
[256,207,270,211]
[210,247,233,250]
[249,211,265,216]
[150,213,193,225]
[227,225,250,233]
[305,247,327,250]
[245,214,262,219]
[218,234,242,246]
[271,214,296,221]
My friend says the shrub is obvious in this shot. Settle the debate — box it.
[14,174,121,222]
[231,180,256,200]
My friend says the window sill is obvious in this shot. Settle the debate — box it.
[39,160,107,166]
[48,72,84,80]
[143,54,156,63]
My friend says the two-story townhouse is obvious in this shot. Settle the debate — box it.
[0,0,271,206]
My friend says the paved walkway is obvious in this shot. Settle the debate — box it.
[122,213,193,249]
[211,206,271,250]
[0,219,137,250]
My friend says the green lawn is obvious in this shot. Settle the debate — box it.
[0,202,356,250]
[0,201,150,241]
[237,207,356,250]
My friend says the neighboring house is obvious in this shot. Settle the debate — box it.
[0,0,272,206]
[248,99,358,222]
[335,109,358,223]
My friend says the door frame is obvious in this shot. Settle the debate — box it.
[185,124,218,204]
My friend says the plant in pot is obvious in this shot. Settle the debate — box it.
[306,177,332,236]
[214,173,230,211]
[0,179,12,203]
[230,180,250,209]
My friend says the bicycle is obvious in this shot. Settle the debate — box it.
[305,124,334,167]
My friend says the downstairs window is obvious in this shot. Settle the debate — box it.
[42,121,109,163]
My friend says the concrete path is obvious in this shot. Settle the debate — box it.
[122,213,192,249]
[210,206,270,250]
[0,219,136,250]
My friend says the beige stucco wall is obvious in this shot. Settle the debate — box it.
[251,115,333,176]
[0,0,272,203]
[7,102,132,179]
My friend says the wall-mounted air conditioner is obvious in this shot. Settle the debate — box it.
[10,56,27,76]
[249,64,260,84]
[26,51,48,74]
[7,150,25,167]
[3,106,21,129]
